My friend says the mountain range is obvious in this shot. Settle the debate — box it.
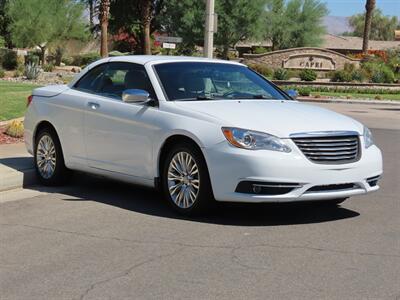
[323,16,352,35]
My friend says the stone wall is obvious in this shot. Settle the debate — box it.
[243,47,361,72]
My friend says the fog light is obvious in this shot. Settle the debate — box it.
[252,185,262,194]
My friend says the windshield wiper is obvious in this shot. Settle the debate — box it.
[229,94,273,100]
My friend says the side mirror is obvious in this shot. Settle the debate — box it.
[122,89,151,103]
[286,89,298,99]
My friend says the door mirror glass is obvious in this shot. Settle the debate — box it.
[122,89,150,103]
[286,89,298,99]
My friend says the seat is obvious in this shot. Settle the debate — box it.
[183,75,205,98]
[124,70,151,91]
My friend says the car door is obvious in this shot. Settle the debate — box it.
[76,62,158,179]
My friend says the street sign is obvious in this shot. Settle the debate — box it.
[156,36,183,43]
[162,42,176,49]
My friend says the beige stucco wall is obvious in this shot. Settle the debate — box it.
[243,47,361,71]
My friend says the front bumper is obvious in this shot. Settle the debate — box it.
[204,139,383,203]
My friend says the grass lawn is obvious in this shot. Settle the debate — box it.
[0,81,40,121]
[312,92,400,101]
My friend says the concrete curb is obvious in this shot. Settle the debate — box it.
[298,97,400,106]
[0,143,37,192]
[0,165,37,192]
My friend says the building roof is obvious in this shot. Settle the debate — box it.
[323,34,400,51]
[236,34,400,51]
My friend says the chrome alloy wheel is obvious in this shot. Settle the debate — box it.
[36,134,56,179]
[167,151,200,208]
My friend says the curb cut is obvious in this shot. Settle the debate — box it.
[0,166,37,192]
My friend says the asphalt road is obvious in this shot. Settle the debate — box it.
[1,102,399,300]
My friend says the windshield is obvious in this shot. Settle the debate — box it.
[154,62,289,101]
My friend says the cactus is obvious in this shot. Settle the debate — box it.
[5,120,24,138]
[24,62,40,80]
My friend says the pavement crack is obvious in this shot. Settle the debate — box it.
[77,247,183,300]
[2,223,400,259]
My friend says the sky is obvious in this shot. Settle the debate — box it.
[323,0,400,17]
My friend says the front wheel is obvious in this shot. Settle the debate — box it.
[162,143,214,215]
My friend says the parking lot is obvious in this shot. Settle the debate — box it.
[1,102,399,299]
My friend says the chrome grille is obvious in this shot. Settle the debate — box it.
[292,134,360,164]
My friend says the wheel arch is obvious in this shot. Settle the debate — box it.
[33,120,59,144]
[156,134,208,188]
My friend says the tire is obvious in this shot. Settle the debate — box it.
[161,142,214,215]
[34,126,70,186]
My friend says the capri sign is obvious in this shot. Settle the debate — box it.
[283,54,336,71]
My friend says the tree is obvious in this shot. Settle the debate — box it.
[264,0,289,51]
[363,0,376,53]
[264,0,328,50]
[7,0,87,64]
[80,0,97,31]
[215,0,267,59]
[0,0,12,48]
[345,9,398,41]
[109,0,164,54]
[99,0,110,57]
[159,0,205,55]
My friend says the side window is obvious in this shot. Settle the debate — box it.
[74,64,108,93]
[99,62,156,100]
[74,62,156,101]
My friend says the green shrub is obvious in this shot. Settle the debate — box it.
[43,64,54,72]
[273,68,289,80]
[287,70,300,78]
[298,87,312,96]
[247,63,273,77]
[331,70,352,82]
[61,56,73,66]
[72,52,101,66]
[24,62,40,80]
[371,66,395,83]
[351,68,368,82]
[0,68,5,78]
[109,50,128,57]
[1,50,17,70]
[299,69,317,81]
[13,70,22,77]
[344,63,357,73]
[252,46,269,54]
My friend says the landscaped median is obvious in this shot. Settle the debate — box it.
[274,80,400,102]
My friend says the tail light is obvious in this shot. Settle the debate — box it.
[27,95,33,107]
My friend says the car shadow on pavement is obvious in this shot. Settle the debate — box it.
[36,174,361,227]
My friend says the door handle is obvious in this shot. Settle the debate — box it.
[87,102,100,110]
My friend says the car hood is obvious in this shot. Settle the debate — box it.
[174,100,364,138]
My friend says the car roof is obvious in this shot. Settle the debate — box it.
[68,55,245,87]
[107,55,244,66]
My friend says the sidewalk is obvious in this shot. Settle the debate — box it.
[0,143,36,192]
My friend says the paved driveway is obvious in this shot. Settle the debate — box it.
[0,102,399,299]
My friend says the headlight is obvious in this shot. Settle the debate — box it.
[222,127,291,152]
[364,126,374,148]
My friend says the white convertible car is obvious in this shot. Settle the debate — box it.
[24,56,382,214]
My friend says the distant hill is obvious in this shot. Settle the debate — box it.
[323,16,352,35]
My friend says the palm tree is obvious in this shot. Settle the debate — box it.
[362,0,376,54]
[99,0,110,57]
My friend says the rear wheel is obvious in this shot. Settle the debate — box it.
[162,143,214,215]
[34,127,69,185]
